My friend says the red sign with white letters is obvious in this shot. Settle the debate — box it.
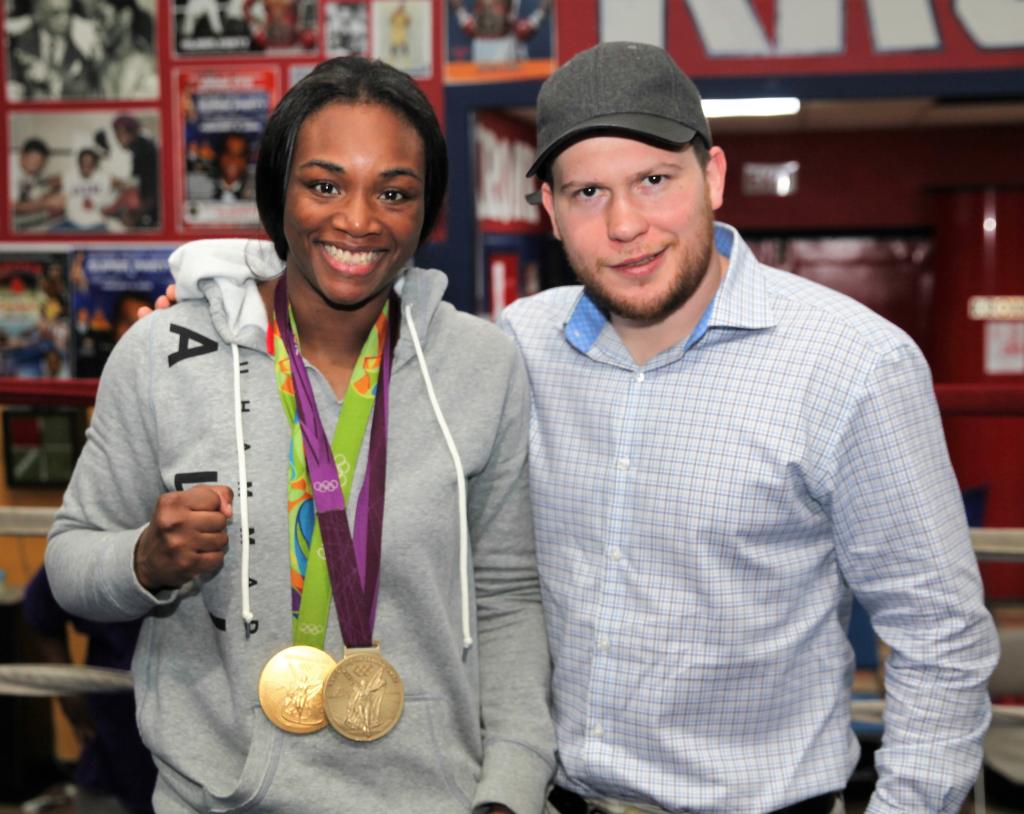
[559,0,1024,81]
[473,110,548,235]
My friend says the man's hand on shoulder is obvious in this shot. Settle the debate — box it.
[136,283,177,319]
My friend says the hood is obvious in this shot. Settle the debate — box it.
[168,239,283,349]
[168,239,449,360]
[169,240,472,650]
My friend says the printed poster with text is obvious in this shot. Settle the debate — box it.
[446,0,556,84]
[174,0,318,55]
[175,66,279,230]
[0,250,70,378]
[69,247,175,378]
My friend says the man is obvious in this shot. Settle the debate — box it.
[10,138,62,232]
[108,115,159,228]
[141,42,999,814]
[498,42,999,814]
[6,0,98,100]
[22,567,157,814]
[211,133,253,202]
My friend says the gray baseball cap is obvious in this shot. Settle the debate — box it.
[527,41,711,181]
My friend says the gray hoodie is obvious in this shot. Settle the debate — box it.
[46,239,556,813]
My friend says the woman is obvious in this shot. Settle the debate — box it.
[46,57,555,813]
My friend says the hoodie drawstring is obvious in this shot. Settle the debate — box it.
[232,342,255,635]
[402,304,473,654]
[232,307,473,653]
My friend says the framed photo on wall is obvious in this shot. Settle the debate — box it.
[372,0,433,78]
[8,109,163,234]
[0,250,70,378]
[68,246,175,377]
[445,0,556,83]
[325,1,369,57]
[5,0,158,102]
[173,0,318,55]
[2,406,84,489]
[173,66,278,230]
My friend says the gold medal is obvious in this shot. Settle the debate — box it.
[258,645,336,734]
[323,643,404,741]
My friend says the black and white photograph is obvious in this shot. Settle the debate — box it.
[325,1,369,58]
[5,0,158,102]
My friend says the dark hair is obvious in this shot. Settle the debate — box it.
[691,136,711,170]
[22,138,50,157]
[113,114,140,135]
[219,132,249,154]
[256,56,447,259]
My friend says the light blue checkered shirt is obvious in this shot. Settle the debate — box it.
[499,223,998,814]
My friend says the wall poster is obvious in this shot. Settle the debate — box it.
[174,66,278,229]
[174,0,318,55]
[8,109,163,234]
[5,0,158,102]
[371,0,434,78]
[325,1,370,57]
[0,249,70,378]
[446,0,555,83]
[68,246,175,378]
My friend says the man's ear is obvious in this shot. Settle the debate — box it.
[705,146,727,212]
[540,182,561,241]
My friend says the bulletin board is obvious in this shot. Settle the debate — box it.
[0,1,447,247]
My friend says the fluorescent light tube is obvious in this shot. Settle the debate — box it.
[701,97,802,118]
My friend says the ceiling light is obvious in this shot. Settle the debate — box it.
[701,97,802,118]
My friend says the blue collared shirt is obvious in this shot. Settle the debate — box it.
[499,223,998,814]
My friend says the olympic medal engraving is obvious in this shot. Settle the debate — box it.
[323,645,404,741]
[258,645,336,734]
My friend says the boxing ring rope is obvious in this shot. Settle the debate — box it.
[1,385,1022,813]
[0,664,132,697]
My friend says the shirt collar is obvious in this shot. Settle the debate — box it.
[563,222,776,355]
[707,223,777,331]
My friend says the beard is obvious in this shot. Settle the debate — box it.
[567,197,715,324]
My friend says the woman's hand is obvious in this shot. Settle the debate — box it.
[134,484,233,591]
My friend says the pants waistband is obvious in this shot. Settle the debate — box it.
[549,787,839,814]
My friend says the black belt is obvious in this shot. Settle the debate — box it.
[772,792,839,814]
[549,787,839,814]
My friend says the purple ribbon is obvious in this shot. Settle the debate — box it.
[274,278,395,647]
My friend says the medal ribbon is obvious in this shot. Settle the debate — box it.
[271,300,386,647]
[271,309,380,643]
[272,278,395,649]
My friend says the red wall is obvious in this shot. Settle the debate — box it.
[717,125,1024,232]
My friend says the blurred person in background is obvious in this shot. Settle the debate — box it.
[22,566,157,814]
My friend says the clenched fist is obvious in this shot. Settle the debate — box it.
[134,484,234,592]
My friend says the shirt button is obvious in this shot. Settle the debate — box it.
[609,547,622,561]
[591,724,604,738]
[635,371,645,383]
[617,457,630,471]
[597,636,610,651]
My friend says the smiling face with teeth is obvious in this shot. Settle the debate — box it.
[541,135,727,326]
[282,101,426,316]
